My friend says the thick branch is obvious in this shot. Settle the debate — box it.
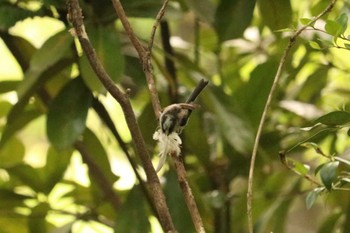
[67,1,176,232]
[246,1,337,232]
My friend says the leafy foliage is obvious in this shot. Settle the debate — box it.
[0,0,350,232]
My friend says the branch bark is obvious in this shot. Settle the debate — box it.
[246,1,337,232]
[67,1,176,232]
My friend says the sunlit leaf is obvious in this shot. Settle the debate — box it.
[0,137,25,168]
[315,111,350,126]
[320,161,339,191]
[325,20,342,37]
[300,18,314,26]
[47,77,92,149]
[214,0,255,42]
[309,41,321,50]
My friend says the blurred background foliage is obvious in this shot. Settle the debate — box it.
[1,0,350,232]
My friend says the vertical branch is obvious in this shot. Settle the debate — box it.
[246,1,337,233]
[67,1,177,232]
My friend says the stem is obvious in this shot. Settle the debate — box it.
[246,1,337,232]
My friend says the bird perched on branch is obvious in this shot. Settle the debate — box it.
[153,79,208,172]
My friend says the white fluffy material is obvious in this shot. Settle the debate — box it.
[153,130,182,172]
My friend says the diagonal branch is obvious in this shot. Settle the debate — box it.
[67,1,176,232]
[246,1,337,232]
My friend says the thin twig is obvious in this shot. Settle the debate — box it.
[149,0,170,52]
[171,153,206,233]
[246,1,337,232]
[67,1,176,232]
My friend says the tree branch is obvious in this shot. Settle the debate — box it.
[67,1,176,232]
[171,153,206,233]
[111,0,164,118]
[246,1,337,232]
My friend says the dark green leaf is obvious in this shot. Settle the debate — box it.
[305,188,323,209]
[0,32,36,71]
[115,186,150,233]
[320,161,339,191]
[315,111,350,126]
[80,24,124,93]
[47,77,93,149]
[0,189,29,208]
[0,4,38,30]
[0,101,12,118]
[7,164,45,192]
[214,0,256,42]
[28,202,50,233]
[258,0,292,31]
[0,81,20,94]
[298,66,329,102]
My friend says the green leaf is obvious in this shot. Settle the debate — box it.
[325,20,342,37]
[115,186,150,233]
[7,164,45,192]
[315,111,350,126]
[0,4,38,30]
[2,30,74,147]
[80,23,124,93]
[305,187,323,209]
[47,77,93,149]
[300,18,314,26]
[214,0,256,42]
[0,137,25,168]
[309,41,321,50]
[335,13,348,35]
[0,104,42,147]
[82,128,119,185]
[0,81,20,94]
[0,189,29,208]
[40,147,73,194]
[320,161,339,191]
[258,0,292,31]
[211,95,254,154]
[0,32,36,71]
[288,158,309,175]
[28,202,50,233]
